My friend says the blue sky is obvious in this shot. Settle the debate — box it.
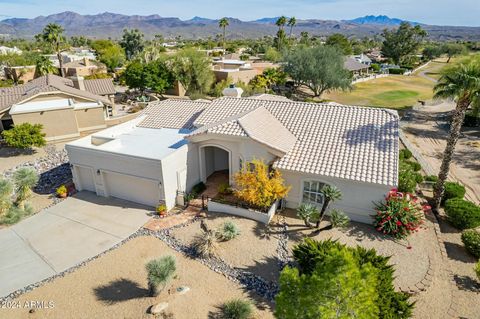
[0,0,479,26]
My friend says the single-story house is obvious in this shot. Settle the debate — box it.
[0,74,116,141]
[344,57,370,76]
[66,95,399,223]
[62,58,107,77]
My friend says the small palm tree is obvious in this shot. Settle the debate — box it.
[316,185,342,228]
[218,17,229,51]
[13,168,39,210]
[35,56,57,76]
[40,23,66,77]
[432,62,480,209]
[287,17,296,40]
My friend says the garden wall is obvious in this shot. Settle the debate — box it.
[207,199,278,224]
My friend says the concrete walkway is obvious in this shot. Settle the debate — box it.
[0,191,152,297]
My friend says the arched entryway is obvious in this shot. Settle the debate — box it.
[199,145,231,186]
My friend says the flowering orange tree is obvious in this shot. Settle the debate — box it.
[233,159,290,210]
[374,189,426,239]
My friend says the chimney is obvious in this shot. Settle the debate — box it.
[222,84,243,98]
[83,57,90,67]
[71,76,85,91]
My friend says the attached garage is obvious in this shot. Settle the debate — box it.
[66,117,198,210]
[103,172,160,207]
[75,166,96,192]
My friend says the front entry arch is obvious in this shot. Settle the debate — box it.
[199,144,232,185]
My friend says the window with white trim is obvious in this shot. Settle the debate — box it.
[302,181,326,206]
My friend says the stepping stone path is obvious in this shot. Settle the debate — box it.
[144,207,201,231]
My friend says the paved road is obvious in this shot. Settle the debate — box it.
[0,192,152,297]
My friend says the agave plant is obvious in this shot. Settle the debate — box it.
[296,203,319,228]
[329,209,350,228]
[13,168,39,210]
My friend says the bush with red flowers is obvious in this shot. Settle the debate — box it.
[373,189,424,239]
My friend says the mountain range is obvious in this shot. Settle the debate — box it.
[1,12,479,41]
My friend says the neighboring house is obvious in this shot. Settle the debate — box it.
[66,95,399,223]
[212,58,258,84]
[344,57,370,76]
[4,65,36,83]
[62,58,107,77]
[0,46,22,55]
[0,74,116,141]
[351,54,372,66]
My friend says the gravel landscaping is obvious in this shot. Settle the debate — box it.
[279,209,438,291]
[171,212,282,283]
[0,236,274,319]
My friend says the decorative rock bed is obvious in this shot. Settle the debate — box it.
[2,145,71,194]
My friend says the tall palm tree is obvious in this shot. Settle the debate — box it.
[316,185,342,228]
[432,62,480,209]
[41,23,66,77]
[275,16,287,31]
[218,17,229,52]
[287,17,296,40]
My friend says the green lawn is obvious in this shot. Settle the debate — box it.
[324,75,436,110]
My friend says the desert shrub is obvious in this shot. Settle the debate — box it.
[445,199,480,230]
[218,183,233,195]
[218,220,240,241]
[399,149,412,160]
[461,230,480,258]
[398,162,418,193]
[370,63,381,72]
[233,159,290,210]
[404,160,421,172]
[145,255,176,296]
[0,178,13,216]
[1,123,46,149]
[296,203,319,228]
[221,299,253,319]
[374,189,424,239]
[192,229,219,257]
[442,181,466,204]
[475,261,480,281]
[329,209,350,228]
[191,182,206,195]
[388,68,406,75]
[290,239,413,319]
[0,203,33,225]
[425,175,439,183]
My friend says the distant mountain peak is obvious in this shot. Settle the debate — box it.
[347,15,413,26]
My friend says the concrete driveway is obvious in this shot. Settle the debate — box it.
[0,191,152,297]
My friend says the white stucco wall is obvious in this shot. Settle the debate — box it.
[281,169,392,224]
[66,145,165,205]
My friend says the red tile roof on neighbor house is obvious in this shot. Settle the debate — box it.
[0,74,114,112]
[142,96,399,186]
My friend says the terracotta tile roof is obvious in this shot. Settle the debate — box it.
[138,99,210,130]
[0,74,112,112]
[189,106,297,154]
[193,97,399,186]
[84,78,116,96]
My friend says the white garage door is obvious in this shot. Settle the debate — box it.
[103,172,160,207]
[76,166,96,192]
